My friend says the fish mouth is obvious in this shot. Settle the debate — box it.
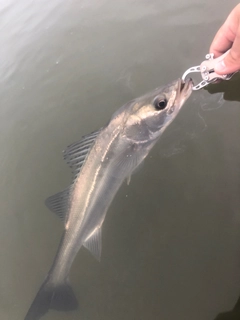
[167,78,193,114]
[177,78,193,106]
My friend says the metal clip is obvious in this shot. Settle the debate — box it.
[182,49,237,90]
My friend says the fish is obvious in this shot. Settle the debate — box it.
[25,78,192,320]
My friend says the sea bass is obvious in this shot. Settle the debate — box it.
[25,78,192,320]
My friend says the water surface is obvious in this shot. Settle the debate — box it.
[1,1,240,319]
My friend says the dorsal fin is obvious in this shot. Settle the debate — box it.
[45,129,101,223]
[45,187,72,223]
[63,129,100,178]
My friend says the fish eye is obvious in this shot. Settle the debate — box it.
[154,99,168,110]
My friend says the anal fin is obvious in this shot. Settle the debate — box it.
[83,227,102,261]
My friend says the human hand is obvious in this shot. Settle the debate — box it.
[210,4,240,75]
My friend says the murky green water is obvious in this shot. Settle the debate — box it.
[1,0,240,319]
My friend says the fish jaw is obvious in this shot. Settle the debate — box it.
[176,78,193,109]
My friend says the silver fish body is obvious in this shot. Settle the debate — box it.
[25,78,192,320]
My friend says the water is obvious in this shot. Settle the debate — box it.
[1,0,240,319]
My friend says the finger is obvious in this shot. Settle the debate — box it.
[210,4,240,57]
[215,22,240,74]
[209,24,234,57]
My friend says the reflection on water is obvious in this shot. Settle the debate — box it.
[214,295,240,320]
[1,0,240,319]
[207,73,240,102]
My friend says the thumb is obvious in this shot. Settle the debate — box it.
[214,19,240,75]
[214,49,240,75]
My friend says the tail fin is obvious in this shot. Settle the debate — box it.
[25,278,78,320]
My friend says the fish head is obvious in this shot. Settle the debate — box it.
[124,78,193,143]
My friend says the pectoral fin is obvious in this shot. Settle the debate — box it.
[83,227,102,261]
[125,159,145,185]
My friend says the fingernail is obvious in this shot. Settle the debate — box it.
[215,60,226,72]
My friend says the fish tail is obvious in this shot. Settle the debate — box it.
[24,277,78,320]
